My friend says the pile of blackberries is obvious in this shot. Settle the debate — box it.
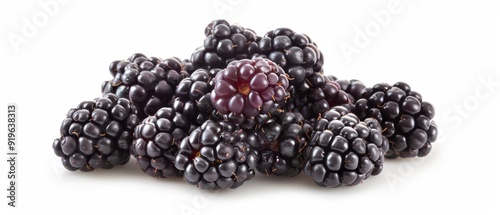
[53,20,438,189]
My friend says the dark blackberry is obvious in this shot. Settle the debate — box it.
[53,93,139,171]
[130,107,196,178]
[101,53,189,118]
[257,27,324,90]
[252,111,312,177]
[288,73,351,120]
[191,20,260,70]
[354,82,438,158]
[174,120,258,189]
[303,106,388,187]
[174,68,220,125]
[210,58,290,119]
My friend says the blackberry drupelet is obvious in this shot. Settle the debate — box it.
[191,19,260,70]
[303,106,388,187]
[101,53,189,118]
[180,58,196,74]
[337,79,367,102]
[210,57,290,119]
[336,79,367,112]
[174,120,258,189]
[289,72,351,120]
[253,111,312,177]
[257,27,324,90]
[354,82,438,158]
[130,107,196,178]
[53,93,139,171]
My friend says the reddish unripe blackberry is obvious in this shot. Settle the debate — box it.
[210,58,290,118]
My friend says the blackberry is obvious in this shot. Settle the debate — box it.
[257,27,324,89]
[252,111,312,177]
[53,93,139,171]
[191,20,260,70]
[303,106,388,187]
[174,68,220,125]
[288,73,351,120]
[130,107,196,178]
[174,120,258,189]
[210,57,290,119]
[101,53,189,118]
[354,82,438,158]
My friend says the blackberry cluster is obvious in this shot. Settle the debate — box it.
[354,82,438,158]
[251,111,312,177]
[101,53,189,118]
[130,107,196,178]
[303,107,388,187]
[174,120,258,189]
[53,20,439,190]
[53,93,139,171]
[191,20,260,70]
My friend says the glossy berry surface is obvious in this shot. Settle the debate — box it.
[210,58,290,118]
[174,68,220,125]
[288,73,351,120]
[53,93,139,171]
[191,19,260,70]
[303,106,388,187]
[174,120,258,189]
[257,27,324,89]
[130,107,196,178]
[354,82,438,158]
[101,53,189,118]
[251,111,312,177]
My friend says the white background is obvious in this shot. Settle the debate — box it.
[0,0,499,214]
